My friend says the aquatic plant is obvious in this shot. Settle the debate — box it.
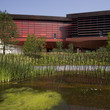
[0,55,35,83]
[0,52,110,84]
[0,87,62,110]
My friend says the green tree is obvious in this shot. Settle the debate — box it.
[0,10,18,54]
[56,41,63,52]
[23,34,32,55]
[107,32,110,51]
[68,43,74,53]
[23,34,46,57]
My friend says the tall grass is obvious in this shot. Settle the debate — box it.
[0,55,35,83]
[0,52,110,84]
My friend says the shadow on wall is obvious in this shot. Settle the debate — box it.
[60,27,67,39]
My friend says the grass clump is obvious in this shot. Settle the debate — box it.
[0,55,35,83]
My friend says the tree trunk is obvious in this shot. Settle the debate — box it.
[3,43,5,55]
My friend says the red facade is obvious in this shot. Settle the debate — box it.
[14,20,69,39]
[11,11,110,50]
[14,20,70,49]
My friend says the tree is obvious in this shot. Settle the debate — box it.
[0,10,18,54]
[107,32,110,51]
[68,43,74,53]
[23,34,32,55]
[56,41,63,52]
[23,34,46,57]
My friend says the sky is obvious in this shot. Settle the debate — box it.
[0,0,110,17]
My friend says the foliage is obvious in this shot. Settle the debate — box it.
[0,87,62,110]
[68,43,74,53]
[0,55,35,83]
[0,10,18,54]
[107,32,110,51]
[0,52,110,83]
[52,42,74,53]
[23,34,46,57]
[96,47,107,53]
[52,48,58,52]
[56,41,63,52]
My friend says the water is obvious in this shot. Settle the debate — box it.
[0,75,110,110]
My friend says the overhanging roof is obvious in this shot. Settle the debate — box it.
[10,14,72,22]
[67,10,110,18]
[66,37,108,49]
[66,37,108,42]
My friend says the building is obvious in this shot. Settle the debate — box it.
[2,10,109,53]
[66,10,109,51]
[10,14,72,52]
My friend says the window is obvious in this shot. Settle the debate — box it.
[54,34,56,39]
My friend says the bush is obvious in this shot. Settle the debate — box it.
[56,41,63,52]
[23,34,46,58]
[68,43,74,53]
[96,47,107,53]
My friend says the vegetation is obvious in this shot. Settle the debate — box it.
[23,34,46,57]
[0,10,18,54]
[0,55,35,83]
[68,43,74,53]
[0,52,110,83]
[97,32,110,52]
[35,52,110,66]
[55,41,63,52]
[0,87,62,110]
[107,32,110,51]
[96,47,107,53]
[52,42,75,53]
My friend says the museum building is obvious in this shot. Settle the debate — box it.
[8,10,110,52]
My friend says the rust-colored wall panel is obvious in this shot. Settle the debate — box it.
[14,20,69,39]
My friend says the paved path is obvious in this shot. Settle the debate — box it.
[34,65,110,71]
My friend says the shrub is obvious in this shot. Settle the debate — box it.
[68,43,74,53]
[56,41,63,52]
[23,34,46,58]
[96,47,107,53]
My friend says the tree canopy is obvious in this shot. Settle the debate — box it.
[107,32,110,51]
[0,10,18,54]
[56,41,63,52]
[23,34,46,57]
[68,43,74,53]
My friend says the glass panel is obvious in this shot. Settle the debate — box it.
[54,34,56,39]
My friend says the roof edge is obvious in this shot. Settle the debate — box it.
[10,14,72,22]
[67,10,110,18]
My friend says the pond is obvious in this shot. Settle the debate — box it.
[0,75,110,110]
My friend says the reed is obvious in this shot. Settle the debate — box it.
[0,55,35,83]
[0,52,110,84]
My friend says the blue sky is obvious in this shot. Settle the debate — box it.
[0,0,110,17]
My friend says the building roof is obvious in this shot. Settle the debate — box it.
[67,10,110,18]
[10,14,72,22]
